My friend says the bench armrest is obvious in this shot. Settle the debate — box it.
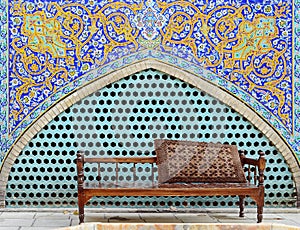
[76,151,157,186]
[239,150,266,186]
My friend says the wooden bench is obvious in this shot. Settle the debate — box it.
[76,140,266,224]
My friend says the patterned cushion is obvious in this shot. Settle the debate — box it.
[154,139,246,183]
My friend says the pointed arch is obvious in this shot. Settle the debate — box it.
[0,59,299,207]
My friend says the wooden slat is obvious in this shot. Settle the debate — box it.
[241,158,259,166]
[116,162,119,186]
[84,157,157,164]
[151,163,154,187]
[83,187,261,197]
[254,167,257,184]
[133,163,136,187]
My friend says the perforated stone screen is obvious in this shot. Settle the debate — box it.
[6,69,296,208]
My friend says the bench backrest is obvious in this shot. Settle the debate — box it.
[77,140,266,186]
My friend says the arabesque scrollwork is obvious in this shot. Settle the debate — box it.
[8,0,293,134]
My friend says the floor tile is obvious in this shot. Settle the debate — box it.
[0,218,34,227]
[279,214,300,224]
[0,227,19,230]
[35,212,71,220]
[175,213,216,223]
[106,213,144,223]
[32,219,71,227]
[0,212,36,219]
[140,213,181,223]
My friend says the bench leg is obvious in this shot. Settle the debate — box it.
[257,203,263,223]
[257,195,264,223]
[78,204,84,224]
[78,194,85,224]
[239,195,245,217]
[257,188,264,223]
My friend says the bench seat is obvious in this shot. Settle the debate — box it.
[82,182,261,197]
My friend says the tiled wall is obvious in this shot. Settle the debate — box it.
[0,0,299,206]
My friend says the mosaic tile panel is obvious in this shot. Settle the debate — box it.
[0,0,299,166]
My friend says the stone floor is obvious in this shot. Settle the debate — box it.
[0,208,299,230]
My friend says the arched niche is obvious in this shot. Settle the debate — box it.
[0,59,299,207]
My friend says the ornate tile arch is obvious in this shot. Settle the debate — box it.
[0,0,299,167]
